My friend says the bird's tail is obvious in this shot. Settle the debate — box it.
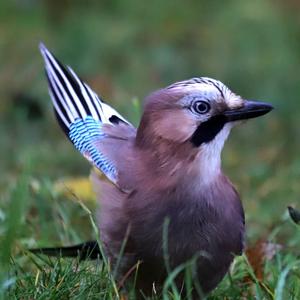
[29,240,100,260]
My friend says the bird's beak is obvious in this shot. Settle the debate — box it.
[224,100,273,122]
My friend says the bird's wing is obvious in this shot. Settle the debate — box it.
[40,43,136,185]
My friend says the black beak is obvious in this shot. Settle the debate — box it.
[224,100,273,122]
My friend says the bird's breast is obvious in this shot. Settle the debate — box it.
[128,176,245,263]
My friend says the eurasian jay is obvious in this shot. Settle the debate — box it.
[35,44,273,297]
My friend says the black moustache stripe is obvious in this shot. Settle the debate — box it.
[190,115,227,147]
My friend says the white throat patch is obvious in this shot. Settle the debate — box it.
[196,123,233,185]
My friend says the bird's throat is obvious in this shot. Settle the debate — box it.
[194,122,233,185]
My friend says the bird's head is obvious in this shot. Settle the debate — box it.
[136,77,273,180]
[137,77,273,147]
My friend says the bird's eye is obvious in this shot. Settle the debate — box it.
[192,101,211,114]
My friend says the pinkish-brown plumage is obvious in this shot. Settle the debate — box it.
[91,88,245,296]
[38,45,273,298]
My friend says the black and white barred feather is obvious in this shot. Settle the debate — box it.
[40,43,130,183]
[167,77,230,99]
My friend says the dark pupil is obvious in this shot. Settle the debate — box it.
[195,101,209,113]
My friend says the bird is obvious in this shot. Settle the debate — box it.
[34,43,273,298]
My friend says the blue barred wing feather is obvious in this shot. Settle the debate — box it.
[40,43,132,184]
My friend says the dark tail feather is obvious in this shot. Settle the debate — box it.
[29,240,101,260]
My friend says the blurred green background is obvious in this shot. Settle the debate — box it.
[0,0,300,298]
